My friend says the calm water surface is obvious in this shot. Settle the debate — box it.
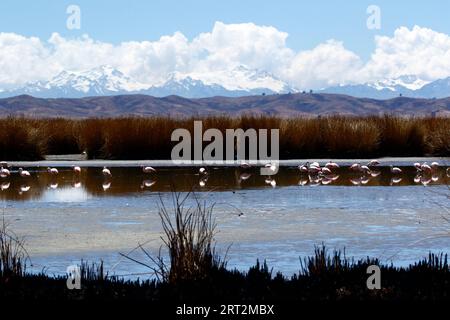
[1,166,449,278]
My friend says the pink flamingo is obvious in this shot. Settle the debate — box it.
[142,166,156,173]
[18,168,30,177]
[0,167,10,178]
[390,165,402,174]
[73,166,82,174]
[47,167,59,175]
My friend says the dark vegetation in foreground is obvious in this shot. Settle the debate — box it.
[1,115,449,160]
[1,192,450,301]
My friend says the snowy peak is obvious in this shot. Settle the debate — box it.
[368,75,430,91]
[182,65,293,93]
[43,65,150,93]
[0,65,295,98]
[143,65,296,98]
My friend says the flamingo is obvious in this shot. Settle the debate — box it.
[367,159,380,167]
[321,167,332,175]
[325,161,339,169]
[102,167,112,177]
[414,162,421,171]
[360,165,371,174]
[298,164,308,173]
[420,163,432,173]
[199,167,207,174]
[1,182,10,191]
[310,161,320,168]
[18,168,30,177]
[390,165,402,174]
[142,166,156,174]
[0,167,10,178]
[239,162,251,169]
[73,166,82,174]
[430,162,439,170]
[350,163,361,171]
[47,167,59,175]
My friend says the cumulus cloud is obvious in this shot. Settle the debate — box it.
[361,25,450,82]
[1,23,450,90]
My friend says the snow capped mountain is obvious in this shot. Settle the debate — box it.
[321,75,450,99]
[1,65,450,99]
[0,65,295,99]
[145,66,296,98]
[3,66,150,98]
[368,75,430,91]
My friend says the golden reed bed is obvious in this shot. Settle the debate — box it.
[0,115,448,160]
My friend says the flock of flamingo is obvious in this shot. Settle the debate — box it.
[0,160,449,192]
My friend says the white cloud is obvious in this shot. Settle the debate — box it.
[284,40,363,89]
[1,24,450,90]
[362,25,450,82]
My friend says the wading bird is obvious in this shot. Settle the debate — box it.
[199,167,207,175]
[390,165,402,174]
[47,167,59,175]
[73,166,82,174]
[430,162,439,170]
[325,161,339,169]
[0,167,10,178]
[360,165,371,174]
[239,162,251,169]
[367,160,380,167]
[298,163,309,173]
[142,166,156,174]
[18,168,30,177]
[102,167,112,177]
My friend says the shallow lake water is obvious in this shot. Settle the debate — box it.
[1,165,449,279]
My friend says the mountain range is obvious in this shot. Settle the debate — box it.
[320,75,450,99]
[2,65,450,100]
[0,65,450,99]
[0,65,295,99]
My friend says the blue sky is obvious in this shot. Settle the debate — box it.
[1,0,449,59]
[1,0,450,90]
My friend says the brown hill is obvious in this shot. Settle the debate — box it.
[0,93,449,118]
